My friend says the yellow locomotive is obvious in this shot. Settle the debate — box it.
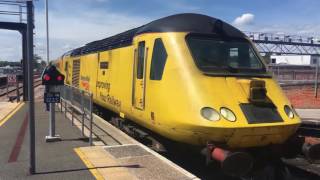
[53,13,317,176]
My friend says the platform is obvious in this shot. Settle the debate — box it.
[1,94,318,179]
[297,109,320,122]
[61,104,198,180]
[0,99,197,179]
[0,102,94,179]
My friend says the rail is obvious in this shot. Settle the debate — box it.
[56,85,94,145]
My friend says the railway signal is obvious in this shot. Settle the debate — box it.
[41,65,65,86]
[41,65,64,143]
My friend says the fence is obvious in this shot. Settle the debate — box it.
[267,64,319,97]
[56,84,93,145]
[268,64,319,83]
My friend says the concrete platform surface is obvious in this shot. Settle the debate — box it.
[77,145,198,180]
[0,102,94,179]
[296,109,320,121]
[61,104,199,180]
[0,102,20,122]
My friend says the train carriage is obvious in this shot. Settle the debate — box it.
[53,13,320,177]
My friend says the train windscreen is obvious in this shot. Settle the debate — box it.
[186,34,269,76]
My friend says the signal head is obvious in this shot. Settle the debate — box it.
[41,65,65,86]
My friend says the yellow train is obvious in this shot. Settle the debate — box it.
[53,13,308,176]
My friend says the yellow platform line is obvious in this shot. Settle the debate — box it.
[0,102,25,127]
[74,148,104,180]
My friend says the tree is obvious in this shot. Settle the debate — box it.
[0,61,21,67]
[40,60,47,68]
[33,54,43,70]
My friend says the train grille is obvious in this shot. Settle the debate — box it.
[240,104,283,124]
[72,59,80,87]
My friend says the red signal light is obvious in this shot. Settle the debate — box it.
[57,75,63,81]
[44,74,51,81]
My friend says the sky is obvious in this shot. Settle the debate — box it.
[0,0,319,62]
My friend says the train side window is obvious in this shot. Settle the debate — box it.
[65,62,68,71]
[150,38,167,80]
[137,41,145,79]
[100,62,109,69]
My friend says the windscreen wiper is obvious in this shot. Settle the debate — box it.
[222,65,238,73]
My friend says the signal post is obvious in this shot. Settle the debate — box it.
[41,65,65,142]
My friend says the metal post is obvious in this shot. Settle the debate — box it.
[89,93,93,146]
[59,86,64,113]
[64,98,67,117]
[49,102,55,136]
[45,86,60,142]
[64,87,67,117]
[71,87,74,125]
[45,0,50,65]
[21,30,28,101]
[81,91,85,136]
[315,58,319,98]
[6,78,9,98]
[16,77,20,102]
[26,1,35,175]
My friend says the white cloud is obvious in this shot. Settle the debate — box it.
[32,10,148,60]
[233,13,255,27]
[0,31,22,61]
[0,2,149,61]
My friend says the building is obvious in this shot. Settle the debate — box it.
[270,55,319,65]
[0,66,22,75]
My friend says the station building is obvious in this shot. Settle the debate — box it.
[270,55,320,65]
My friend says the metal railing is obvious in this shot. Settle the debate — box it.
[56,84,93,145]
[267,64,320,97]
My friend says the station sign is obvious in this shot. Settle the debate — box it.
[7,75,17,84]
[44,92,61,103]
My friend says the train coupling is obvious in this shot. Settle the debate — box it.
[302,137,320,162]
[203,144,254,177]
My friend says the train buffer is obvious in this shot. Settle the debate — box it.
[0,100,197,179]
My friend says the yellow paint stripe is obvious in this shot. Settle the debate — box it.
[74,148,104,180]
[0,102,25,127]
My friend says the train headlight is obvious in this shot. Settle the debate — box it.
[220,108,236,122]
[201,107,220,121]
[284,105,294,119]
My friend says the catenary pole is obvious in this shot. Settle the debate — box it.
[45,0,49,64]
[27,0,36,174]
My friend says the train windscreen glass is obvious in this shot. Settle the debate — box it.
[186,34,267,76]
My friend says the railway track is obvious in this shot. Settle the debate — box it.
[0,79,42,100]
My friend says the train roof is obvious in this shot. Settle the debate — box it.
[70,13,246,57]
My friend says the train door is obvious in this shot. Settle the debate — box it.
[97,53,110,104]
[133,41,147,110]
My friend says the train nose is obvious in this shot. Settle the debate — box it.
[204,147,254,177]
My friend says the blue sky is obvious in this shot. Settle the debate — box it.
[0,0,319,61]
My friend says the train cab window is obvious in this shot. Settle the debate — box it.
[150,38,168,80]
[137,41,145,79]
[186,34,268,76]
